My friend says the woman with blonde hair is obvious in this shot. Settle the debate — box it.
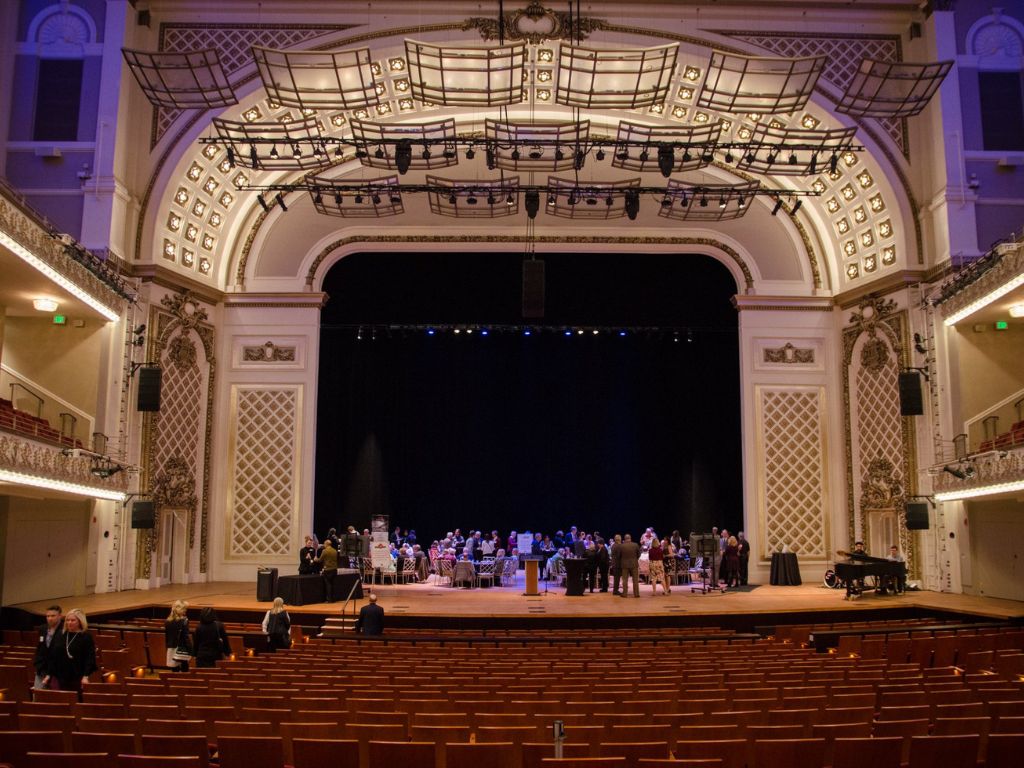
[723,535,741,588]
[262,596,292,651]
[165,599,191,670]
[647,536,670,595]
[42,608,96,694]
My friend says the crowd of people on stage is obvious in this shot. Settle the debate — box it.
[299,521,754,594]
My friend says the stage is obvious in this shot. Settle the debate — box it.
[8,578,1024,631]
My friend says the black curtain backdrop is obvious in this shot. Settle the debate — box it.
[314,251,742,544]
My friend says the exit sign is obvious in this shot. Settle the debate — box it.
[52,314,66,325]
[995,321,1008,330]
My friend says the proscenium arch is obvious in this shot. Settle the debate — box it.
[140,14,920,298]
[302,235,759,297]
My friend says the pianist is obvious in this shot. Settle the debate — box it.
[884,545,906,594]
[845,541,868,598]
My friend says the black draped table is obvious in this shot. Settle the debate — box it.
[769,552,802,586]
[563,558,587,596]
[275,570,363,605]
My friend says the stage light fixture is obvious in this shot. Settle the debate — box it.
[465,146,476,159]
[914,332,928,355]
[249,144,259,168]
[771,197,783,216]
[372,193,382,204]
[809,153,818,174]
[788,151,798,165]
[275,193,288,211]
[226,146,235,167]
[624,189,640,220]
[943,464,975,480]
[395,139,413,174]
[448,193,457,204]
[724,149,734,163]
[657,144,675,177]
[421,145,432,160]
[524,190,540,218]
[791,198,802,213]
[830,153,839,173]
[595,148,606,160]
[374,146,385,159]
[269,144,279,158]
[257,194,270,212]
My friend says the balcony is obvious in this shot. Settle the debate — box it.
[0,429,128,501]
[933,446,1024,502]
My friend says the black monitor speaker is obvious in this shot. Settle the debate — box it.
[137,366,162,412]
[898,372,924,416]
[905,502,929,530]
[131,500,155,529]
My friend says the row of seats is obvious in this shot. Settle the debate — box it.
[2,729,1024,768]
[0,397,82,448]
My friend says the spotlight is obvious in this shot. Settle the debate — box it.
[334,192,343,205]
[661,196,672,208]
[737,196,746,209]
[249,144,260,168]
[595,148,606,161]
[555,146,565,161]
[523,329,532,336]
[701,148,714,163]
[528,148,543,159]
[745,150,756,164]
[448,193,457,205]
[354,194,364,204]
[390,194,401,204]
[132,324,146,335]
[829,153,839,174]
[547,193,556,206]
[574,152,585,170]
[275,193,287,212]
[724,149,734,164]
[291,143,302,158]
[615,148,629,161]
[699,194,708,208]
[427,328,435,336]
[421,145,431,160]
[687,329,693,343]
[791,199,802,214]
[226,146,236,167]
[371,193,381,204]
[511,148,521,161]
[506,194,514,206]
[374,146,385,159]
[467,195,478,205]
[257,194,270,212]
[682,147,693,163]
[624,189,640,220]
[443,147,456,159]
[564,329,572,337]
[943,465,974,480]
[269,144,279,158]
[395,139,412,174]
[913,332,928,355]
[314,191,323,205]
[766,151,777,166]
[481,329,489,336]
[487,194,496,206]
[657,145,675,178]
[771,197,784,216]
[524,190,540,219]
[465,145,476,160]
[334,146,344,159]
[638,147,650,162]
[788,151,798,165]
[486,148,496,169]
[618,330,627,337]
[718,195,727,209]
[606,195,614,206]
[809,153,818,174]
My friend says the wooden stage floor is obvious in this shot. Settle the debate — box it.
[11,578,1024,624]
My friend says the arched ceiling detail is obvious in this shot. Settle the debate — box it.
[136,13,923,300]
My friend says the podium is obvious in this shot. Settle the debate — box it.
[524,558,540,596]
[563,558,586,596]
[256,567,278,602]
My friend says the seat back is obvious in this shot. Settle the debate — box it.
[907,735,979,768]
[831,737,902,768]
[217,736,285,768]
[292,739,360,768]
[140,734,210,768]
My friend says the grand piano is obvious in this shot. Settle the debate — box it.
[835,550,906,598]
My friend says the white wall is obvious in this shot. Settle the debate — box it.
[965,498,1024,601]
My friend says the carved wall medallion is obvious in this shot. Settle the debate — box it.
[860,456,904,510]
[463,1,604,44]
[859,336,890,373]
[168,335,198,371]
[763,343,815,364]
[153,455,197,510]
[242,341,297,362]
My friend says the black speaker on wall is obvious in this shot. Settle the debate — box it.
[522,259,545,318]
[898,372,924,416]
[905,502,929,530]
[131,500,155,529]
[137,366,162,412]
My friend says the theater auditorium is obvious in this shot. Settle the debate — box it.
[0,1,1023,767]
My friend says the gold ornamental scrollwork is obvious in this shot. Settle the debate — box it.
[463,1,604,44]
[859,456,904,511]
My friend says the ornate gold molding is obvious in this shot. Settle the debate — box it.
[463,1,604,44]
[763,343,815,364]
[0,433,129,494]
[242,341,296,362]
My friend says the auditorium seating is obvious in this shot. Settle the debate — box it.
[0,619,1020,768]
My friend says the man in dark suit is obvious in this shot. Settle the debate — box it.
[610,534,623,595]
[33,605,62,689]
[595,538,610,592]
[355,592,385,636]
[619,534,641,597]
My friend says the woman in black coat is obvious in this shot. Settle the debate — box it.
[193,607,231,668]
[43,608,96,694]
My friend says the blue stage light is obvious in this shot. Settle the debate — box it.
[427,328,435,335]
[618,330,627,337]
[564,330,572,336]
[523,329,532,336]
[481,329,489,336]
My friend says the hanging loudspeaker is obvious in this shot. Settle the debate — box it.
[898,372,924,416]
[905,501,929,530]
[131,500,155,529]
[522,259,545,319]
[137,366,162,412]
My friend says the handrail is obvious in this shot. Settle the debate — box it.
[340,576,362,622]
[58,412,78,440]
[9,382,44,417]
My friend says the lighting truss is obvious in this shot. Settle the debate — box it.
[556,43,678,109]
[612,121,723,175]
[734,124,858,176]
[698,50,826,114]
[212,116,331,170]
[307,175,404,217]
[426,174,520,218]
[122,48,237,109]
[484,120,590,171]
[544,177,641,219]
[405,40,526,107]
[658,180,761,222]
[836,59,954,118]
[252,46,379,110]
[352,118,460,173]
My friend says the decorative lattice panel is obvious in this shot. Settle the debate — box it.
[721,33,905,152]
[153,340,202,475]
[854,337,904,504]
[153,25,349,145]
[229,388,297,557]
[760,389,827,559]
